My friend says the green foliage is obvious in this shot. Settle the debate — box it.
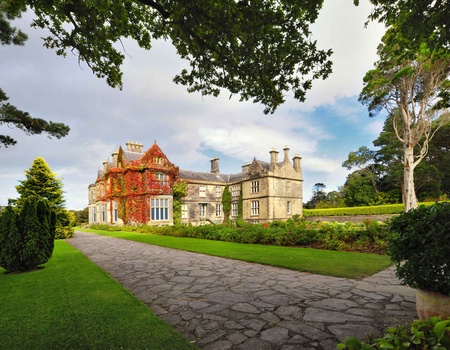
[172,180,188,225]
[363,0,450,54]
[91,218,390,254]
[222,185,232,222]
[338,316,450,349]
[72,207,89,226]
[359,22,450,211]
[14,157,65,207]
[12,157,73,238]
[0,87,70,148]
[387,202,450,295]
[0,206,20,271]
[343,172,379,207]
[0,241,196,350]
[0,199,55,272]
[303,202,440,217]
[2,0,332,114]
[54,210,75,239]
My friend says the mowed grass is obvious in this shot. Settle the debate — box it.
[79,228,392,279]
[0,240,196,350]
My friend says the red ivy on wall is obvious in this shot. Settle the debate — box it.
[96,142,179,224]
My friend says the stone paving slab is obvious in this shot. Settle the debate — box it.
[67,232,417,350]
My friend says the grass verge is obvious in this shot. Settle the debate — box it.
[0,240,196,350]
[78,228,392,279]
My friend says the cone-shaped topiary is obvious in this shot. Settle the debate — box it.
[0,198,56,272]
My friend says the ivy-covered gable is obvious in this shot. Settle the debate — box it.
[101,141,179,224]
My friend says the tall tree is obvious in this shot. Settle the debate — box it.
[342,146,380,193]
[2,0,332,115]
[342,171,379,206]
[0,9,70,148]
[11,157,74,238]
[13,157,65,208]
[305,183,327,209]
[359,27,450,211]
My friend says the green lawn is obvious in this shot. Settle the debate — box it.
[79,228,392,279]
[0,241,196,350]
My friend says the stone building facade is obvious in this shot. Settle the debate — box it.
[88,141,303,226]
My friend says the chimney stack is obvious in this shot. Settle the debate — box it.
[283,146,290,164]
[269,148,279,170]
[242,163,251,172]
[112,151,118,167]
[210,157,220,175]
[103,159,108,172]
[293,154,302,172]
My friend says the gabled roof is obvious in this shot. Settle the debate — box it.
[179,170,228,183]
[123,151,142,163]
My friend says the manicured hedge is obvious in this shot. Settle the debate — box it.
[90,218,390,254]
[303,202,439,217]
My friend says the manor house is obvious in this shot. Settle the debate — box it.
[88,140,303,226]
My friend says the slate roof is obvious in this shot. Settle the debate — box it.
[123,151,142,163]
[179,169,248,184]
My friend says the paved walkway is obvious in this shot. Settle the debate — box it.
[68,232,417,350]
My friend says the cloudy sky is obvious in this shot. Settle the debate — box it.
[1,0,386,210]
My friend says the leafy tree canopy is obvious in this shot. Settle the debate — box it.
[357,0,450,53]
[2,0,333,114]
[0,88,70,148]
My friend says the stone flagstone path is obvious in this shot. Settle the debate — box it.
[68,231,417,350]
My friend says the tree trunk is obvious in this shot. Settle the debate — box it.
[403,145,418,211]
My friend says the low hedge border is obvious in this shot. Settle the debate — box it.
[303,202,439,217]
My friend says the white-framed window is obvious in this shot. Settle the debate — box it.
[113,201,118,222]
[92,207,97,223]
[155,173,168,187]
[215,204,222,217]
[251,200,260,216]
[151,198,169,221]
[287,201,291,214]
[231,202,238,217]
[215,186,221,198]
[199,185,206,197]
[181,204,188,219]
[251,180,260,193]
[101,185,105,197]
[199,203,207,217]
[231,185,240,197]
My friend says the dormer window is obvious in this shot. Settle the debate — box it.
[153,157,163,164]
